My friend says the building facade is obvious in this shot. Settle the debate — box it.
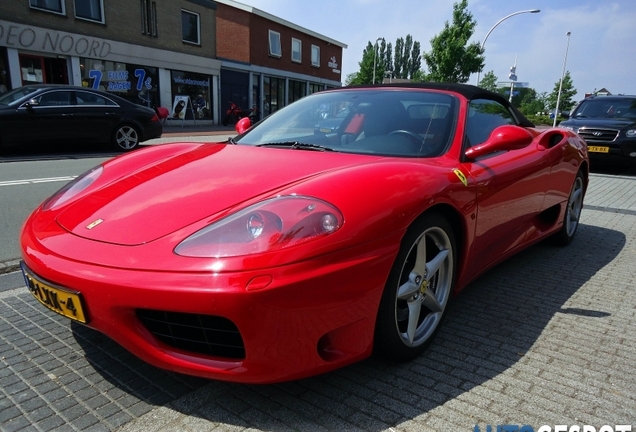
[215,0,346,121]
[0,0,346,125]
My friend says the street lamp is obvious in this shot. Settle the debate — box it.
[475,9,540,86]
[553,31,572,127]
[372,37,382,84]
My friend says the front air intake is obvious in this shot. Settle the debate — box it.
[136,309,245,359]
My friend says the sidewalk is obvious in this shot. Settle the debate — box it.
[160,122,235,137]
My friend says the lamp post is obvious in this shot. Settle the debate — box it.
[372,37,382,84]
[475,9,540,86]
[553,31,572,127]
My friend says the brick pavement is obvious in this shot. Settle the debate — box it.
[1,171,635,432]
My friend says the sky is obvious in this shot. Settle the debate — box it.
[233,0,636,102]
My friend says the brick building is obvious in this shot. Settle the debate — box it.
[0,0,346,124]
[214,0,346,120]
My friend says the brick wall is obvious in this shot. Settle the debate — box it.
[0,0,216,59]
[216,4,250,63]
[215,2,343,82]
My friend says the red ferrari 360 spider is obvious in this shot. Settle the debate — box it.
[20,83,588,383]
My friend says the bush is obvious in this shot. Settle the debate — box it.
[525,114,555,126]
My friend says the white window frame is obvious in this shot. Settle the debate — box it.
[181,9,201,45]
[311,45,320,67]
[74,0,105,24]
[29,0,65,15]
[269,30,282,58]
[291,38,302,63]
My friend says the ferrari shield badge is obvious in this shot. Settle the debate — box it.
[452,169,468,187]
[86,219,104,230]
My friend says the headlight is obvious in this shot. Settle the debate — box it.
[42,165,104,211]
[559,125,575,132]
[175,195,343,257]
[626,129,636,138]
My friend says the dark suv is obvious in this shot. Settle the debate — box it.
[559,95,636,165]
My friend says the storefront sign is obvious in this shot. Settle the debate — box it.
[0,21,111,58]
[328,56,340,74]
[89,68,153,92]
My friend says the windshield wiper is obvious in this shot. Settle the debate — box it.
[256,141,335,152]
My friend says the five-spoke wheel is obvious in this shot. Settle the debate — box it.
[375,213,456,361]
[553,170,585,245]
[112,124,140,151]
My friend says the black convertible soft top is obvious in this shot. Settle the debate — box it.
[343,82,535,128]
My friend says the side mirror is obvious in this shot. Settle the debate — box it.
[24,98,40,110]
[465,125,534,159]
[235,117,251,135]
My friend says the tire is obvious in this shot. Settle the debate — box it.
[112,124,140,152]
[222,113,232,126]
[374,212,457,361]
[552,169,585,246]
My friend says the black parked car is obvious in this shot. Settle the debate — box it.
[0,84,163,152]
[559,95,636,165]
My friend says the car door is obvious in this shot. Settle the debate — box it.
[4,89,75,145]
[461,98,551,280]
[71,90,120,144]
[37,90,80,142]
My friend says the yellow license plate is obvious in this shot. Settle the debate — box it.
[21,263,87,323]
[588,146,610,153]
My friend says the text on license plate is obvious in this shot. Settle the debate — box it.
[21,263,87,323]
[588,146,610,153]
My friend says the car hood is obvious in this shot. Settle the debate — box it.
[56,143,375,246]
[563,117,636,129]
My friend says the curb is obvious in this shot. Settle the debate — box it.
[0,260,20,275]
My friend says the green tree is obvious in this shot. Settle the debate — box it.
[394,37,404,79]
[518,89,547,115]
[349,42,376,85]
[344,72,358,86]
[409,40,422,79]
[384,42,394,78]
[392,35,422,80]
[422,0,484,83]
[478,70,498,91]
[375,38,388,83]
[546,71,576,112]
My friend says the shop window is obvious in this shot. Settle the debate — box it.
[80,58,159,107]
[75,0,104,23]
[29,0,64,14]
[170,71,211,120]
[291,38,302,63]
[141,0,158,37]
[269,31,281,58]
[181,10,200,45]
[289,80,306,104]
[263,76,284,116]
[311,45,320,67]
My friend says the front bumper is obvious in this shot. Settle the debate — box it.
[584,137,636,164]
[20,223,399,383]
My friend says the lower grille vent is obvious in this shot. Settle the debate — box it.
[136,309,245,359]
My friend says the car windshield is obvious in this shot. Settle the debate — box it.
[235,89,457,157]
[572,98,636,119]
[0,86,42,105]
